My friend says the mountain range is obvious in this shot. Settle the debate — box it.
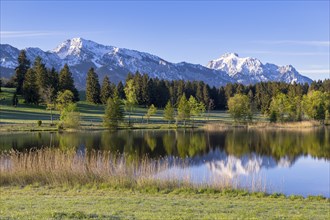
[0,37,312,89]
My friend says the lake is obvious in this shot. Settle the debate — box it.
[0,128,329,197]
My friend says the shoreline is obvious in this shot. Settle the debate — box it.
[1,184,329,199]
[0,120,328,133]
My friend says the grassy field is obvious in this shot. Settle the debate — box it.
[0,87,268,131]
[0,186,329,220]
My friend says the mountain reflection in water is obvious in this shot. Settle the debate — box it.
[0,128,329,196]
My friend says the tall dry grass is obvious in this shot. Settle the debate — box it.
[0,148,266,192]
[203,120,323,131]
[1,148,157,187]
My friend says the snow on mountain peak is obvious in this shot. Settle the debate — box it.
[207,53,263,77]
[52,37,107,59]
[0,39,313,88]
[221,52,239,58]
[206,53,312,84]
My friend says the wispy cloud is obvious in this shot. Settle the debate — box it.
[0,31,64,38]
[252,40,330,47]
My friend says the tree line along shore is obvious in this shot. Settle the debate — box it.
[0,50,329,130]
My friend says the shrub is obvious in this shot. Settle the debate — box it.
[60,103,80,129]
[37,120,42,127]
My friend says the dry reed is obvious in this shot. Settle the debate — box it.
[203,120,323,131]
[0,148,266,193]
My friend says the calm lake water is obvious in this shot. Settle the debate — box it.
[1,128,329,197]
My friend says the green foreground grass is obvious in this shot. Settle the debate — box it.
[0,185,329,220]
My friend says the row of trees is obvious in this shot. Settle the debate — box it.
[12,50,79,106]
[8,51,80,128]
[97,71,330,114]
[9,50,329,116]
[227,90,330,123]
[3,50,330,128]
[104,90,207,129]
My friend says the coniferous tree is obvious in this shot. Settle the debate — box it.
[185,81,194,98]
[217,87,227,110]
[176,80,185,103]
[148,78,157,105]
[47,67,59,100]
[134,72,144,104]
[34,57,47,87]
[86,68,101,104]
[156,80,170,107]
[224,83,235,101]
[14,50,30,94]
[23,68,40,104]
[116,81,125,99]
[59,64,79,101]
[202,84,210,107]
[33,56,48,100]
[196,82,203,102]
[100,76,112,104]
[141,74,150,106]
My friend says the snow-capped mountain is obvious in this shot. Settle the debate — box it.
[0,38,312,89]
[207,53,312,84]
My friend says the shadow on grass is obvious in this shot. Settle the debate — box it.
[0,109,56,121]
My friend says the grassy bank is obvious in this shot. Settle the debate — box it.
[0,186,329,219]
[1,87,327,132]
[0,87,266,132]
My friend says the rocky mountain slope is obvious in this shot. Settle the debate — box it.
[0,38,312,89]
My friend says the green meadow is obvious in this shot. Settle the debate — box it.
[0,186,329,220]
[0,87,267,131]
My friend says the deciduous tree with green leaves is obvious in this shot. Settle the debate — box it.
[227,94,252,123]
[60,103,80,129]
[163,100,175,126]
[302,91,329,123]
[268,93,290,122]
[145,104,157,124]
[124,79,137,127]
[188,95,206,127]
[177,93,190,126]
[56,90,75,113]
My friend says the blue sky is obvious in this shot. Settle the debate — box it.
[1,1,329,80]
